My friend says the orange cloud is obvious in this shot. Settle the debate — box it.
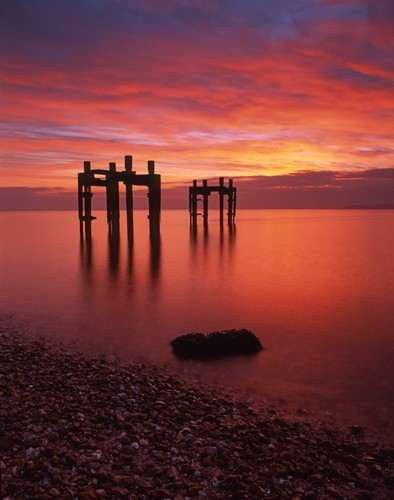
[1,0,393,194]
[1,168,393,211]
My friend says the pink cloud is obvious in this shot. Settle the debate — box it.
[1,0,393,191]
[2,168,393,211]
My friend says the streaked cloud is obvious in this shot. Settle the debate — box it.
[1,0,393,204]
[2,168,393,210]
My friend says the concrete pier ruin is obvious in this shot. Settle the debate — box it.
[189,177,237,228]
[78,155,161,240]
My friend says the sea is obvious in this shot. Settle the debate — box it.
[1,209,393,442]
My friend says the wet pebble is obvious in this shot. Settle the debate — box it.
[1,329,393,500]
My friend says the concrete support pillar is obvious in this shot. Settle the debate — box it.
[106,162,120,236]
[124,155,134,242]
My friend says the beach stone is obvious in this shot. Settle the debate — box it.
[47,432,59,442]
[210,477,220,488]
[171,329,263,359]
[205,446,218,456]
[222,474,241,490]
[326,486,343,498]
[79,491,96,500]
[1,329,393,500]
[350,425,365,437]
[121,445,134,455]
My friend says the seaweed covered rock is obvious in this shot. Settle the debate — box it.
[171,329,263,360]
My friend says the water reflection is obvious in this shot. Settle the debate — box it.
[149,230,161,282]
[220,223,236,246]
[79,229,93,278]
[189,223,209,260]
[79,226,161,289]
[3,210,394,442]
[189,222,237,266]
[190,221,236,243]
[108,231,121,276]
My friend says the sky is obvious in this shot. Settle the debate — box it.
[1,0,393,209]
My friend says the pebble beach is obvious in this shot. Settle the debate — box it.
[1,327,393,499]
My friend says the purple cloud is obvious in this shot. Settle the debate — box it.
[2,168,393,211]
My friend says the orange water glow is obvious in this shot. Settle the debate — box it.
[1,210,394,438]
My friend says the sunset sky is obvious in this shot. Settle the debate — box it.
[1,0,393,209]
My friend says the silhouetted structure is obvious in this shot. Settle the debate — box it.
[78,155,161,240]
[189,177,237,228]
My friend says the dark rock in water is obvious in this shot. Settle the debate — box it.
[171,329,263,360]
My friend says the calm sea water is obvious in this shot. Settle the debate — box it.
[1,210,393,439]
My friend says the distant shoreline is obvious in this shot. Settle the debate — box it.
[344,204,394,210]
[1,207,394,212]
